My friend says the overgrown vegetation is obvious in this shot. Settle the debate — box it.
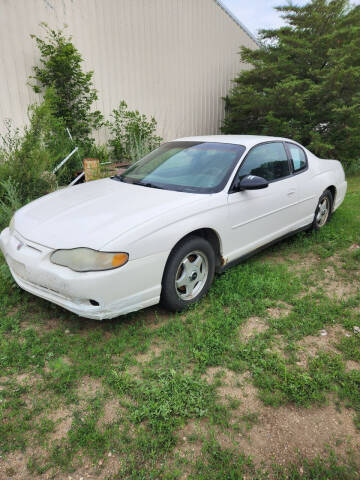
[0,25,163,229]
[0,179,22,230]
[29,24,162,162]
[107,100,162,162]
[30,23,103,149]
[0,91,79,230]
[0,176,359,478]
[222,0,360,171]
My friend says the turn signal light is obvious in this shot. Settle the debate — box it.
[112,253,129,267]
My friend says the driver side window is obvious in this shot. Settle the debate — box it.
[238,142,290,182]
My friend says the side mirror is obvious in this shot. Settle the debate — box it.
[238,175,269,191]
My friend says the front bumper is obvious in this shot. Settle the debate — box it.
[0,228,165,320]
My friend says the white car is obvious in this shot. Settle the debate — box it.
[0,136,347,320]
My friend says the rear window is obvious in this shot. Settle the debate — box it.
[287,143,307,172]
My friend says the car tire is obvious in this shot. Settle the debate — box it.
[160,235,216,312]
[310,189,333,231]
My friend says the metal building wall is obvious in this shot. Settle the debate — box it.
[0,0,257,141]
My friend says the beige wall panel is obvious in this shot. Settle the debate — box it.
[0,0,257,142]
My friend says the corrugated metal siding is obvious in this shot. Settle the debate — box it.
[0,0,257,141]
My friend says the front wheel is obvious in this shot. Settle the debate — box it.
[160,236,215,312]
[310,189,333,231]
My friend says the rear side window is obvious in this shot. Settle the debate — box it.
[287,143,307,172]
[238,142,290,182]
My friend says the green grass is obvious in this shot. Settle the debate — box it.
[0,176,359,478]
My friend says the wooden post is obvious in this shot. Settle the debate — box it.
[83,158,100,182]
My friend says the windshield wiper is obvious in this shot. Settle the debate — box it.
[140,182,164,190]
[112,176,164,189]
[113,174,125,182]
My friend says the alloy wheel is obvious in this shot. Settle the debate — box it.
[175,250,209,300]
[316,197,330,227]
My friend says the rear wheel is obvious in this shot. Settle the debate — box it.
[311,189,333,231]
[161,236,215,312]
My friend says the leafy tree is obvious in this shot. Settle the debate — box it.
[222,0,360,169]
[30,23,103,148]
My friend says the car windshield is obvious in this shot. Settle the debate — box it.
[114,141,246,193]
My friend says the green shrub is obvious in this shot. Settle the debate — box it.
[107,101,162,162]
[0,90,80,214]
[30,23,103,151]
[0,179,22,230]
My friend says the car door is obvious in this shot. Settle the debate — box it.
[226,141,299,262]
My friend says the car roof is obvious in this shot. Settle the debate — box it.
[173,135,296,149]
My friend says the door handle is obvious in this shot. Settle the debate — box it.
[287,189,296,196]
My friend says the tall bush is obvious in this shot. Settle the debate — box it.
[108,101,162,162]
[0,90,77,211]
[222,0,360,170]
[30,23,103,149]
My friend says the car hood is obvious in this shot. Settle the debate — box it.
[13,178,201,249]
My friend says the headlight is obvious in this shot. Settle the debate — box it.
[50,248,129,272]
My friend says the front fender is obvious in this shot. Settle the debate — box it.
[103,194,229,261]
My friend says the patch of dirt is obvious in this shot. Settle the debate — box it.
[234,403,360,468]
[201,366,225,383]
[175,397,360,472]
[267,301,293,319]
[142,307,171,330]
[81,454,124,480]
[346,359,360,371]
[319,265,358,299]
[6,306,20,317]
[198,364,360,469]
[48,408,72,441]
[0,442,56,480]
[296,325,349,367]
[261,253,288,265]
[0,372,41,390]
[0,448,124,480]
[0,451,32,480]
[174,420,204,460]
[287,253,320,272]
[124,364,141,379]
[99,398,122,427]
[20,316,68,333]
[327,254,346,268]
[217,371,262,410]
[17,372,42,386]
[295,251,359,300]
[96,454,123,480]
[0,372,43,410]
[135,342,164,363]
[202,368,262,410]
[41,317,65,331]
[77,376,104,398]
[56,453,125,480]
[239,317,268,340]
